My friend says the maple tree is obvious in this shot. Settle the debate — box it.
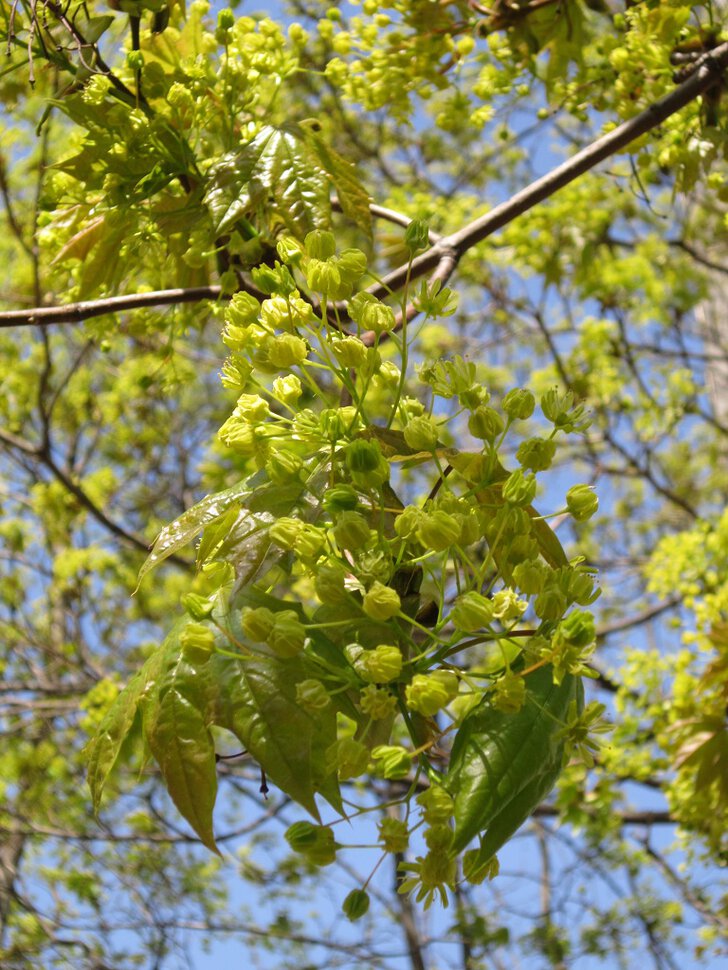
[1,1,727,967]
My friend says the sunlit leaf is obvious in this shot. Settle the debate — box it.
[447,665,582,853]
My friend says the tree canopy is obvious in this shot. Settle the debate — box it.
[1,1,727,967]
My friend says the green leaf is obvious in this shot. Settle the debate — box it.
[446,665,582,854]
[85,648,165,812]
[83,15,115,43]
[138,473,262,584]
[196,503,243,567]
[216,509,277,587]
[212,652,340,818]
[205,125,332,237]
[141,640,220,854]
[526,505,569,569]
[302,123,372,236]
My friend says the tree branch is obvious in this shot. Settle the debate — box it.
[0,286,225,328]
[370,41,728,298]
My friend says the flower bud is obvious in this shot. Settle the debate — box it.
[566,484,598,522]
[267,333,308,368]
[405,670,458,716]
[394,505,422,541]
[260,295,293,331]
[304,230,336,260]
[403,415,439,452]
[458,385,489,409]
[348,292,395,333]
[558,609,595,648]
[424,824,453,852]
[333,511,371,550]
[502,469,537,507]
[492,671,526,713]
[217,8,235,30]
[266,450,303,485]
[285,822,337,866]
[314,562,349,605]
[372,745,412,779]
[355,644,403,683]
[342,888,370,922]
[416,785,454,825]
[404,218,430,254]
[534,586,568,622]
[268,610,306,658]
[359,684,398,719]
[345,439,381,473]
[491,588,527,622]
[417,510,461,551]
[285,820,318,851]
[502,388,535,420]
[336,248,367,283]
[272,373,303,404]
[512,559,545,596]
[468,405,505,442]
[306,258,342,296]
[323,484,359,512]
[456,510,481,547]
[241,606,276,642]
[376,360,400,388]
[331,335,368,368]
[181,593,214,622]
[566,568,600,606]
[293,526,325,561]
[226,291,261,329]
[362,581,401,620]
[450,591,494,632]
[180,623,215,664]
[276,235,304,264]
[218,418,257,455]
[235,393,269,422]
[269,516,304,550]
[296,679,330,712]
[516,436,556,471]
[378,817,409,853]
[251,261,295,296]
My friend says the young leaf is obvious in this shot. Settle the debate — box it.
[302,123,372,236]
[211,651,340,818]
[205,125,331,237]
[138,473,263,584]
[447,664,582,854]
[141,648,220,854]
[85,648,165,813]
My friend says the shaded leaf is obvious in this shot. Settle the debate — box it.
[213,651,340,818]
[85,648,165,812]
[141,647,220,853]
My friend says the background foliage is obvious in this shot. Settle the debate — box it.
[1,0,728,967]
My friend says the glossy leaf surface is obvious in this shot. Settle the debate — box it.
[447,664,583,854]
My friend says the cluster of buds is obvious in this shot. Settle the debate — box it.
[406,669,459,716]
[302,230,368,300]
[241,606,306,658]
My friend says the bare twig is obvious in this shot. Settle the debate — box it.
[0,286,225,328]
